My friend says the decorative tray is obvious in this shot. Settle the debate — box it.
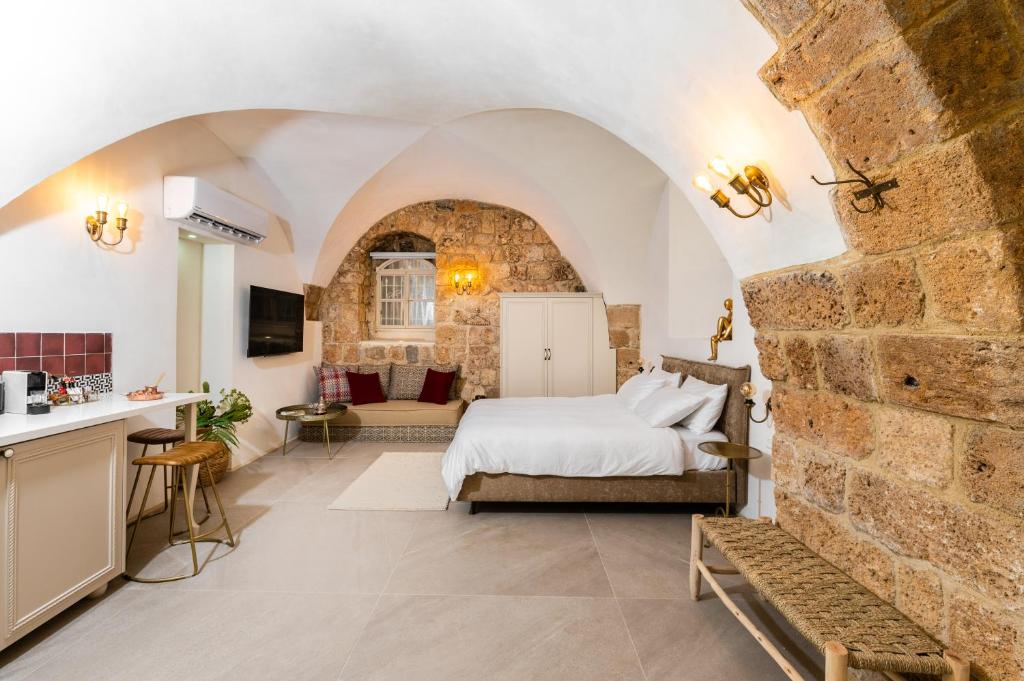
[127,391,165,401]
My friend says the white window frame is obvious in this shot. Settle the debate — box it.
[373,256,436,341]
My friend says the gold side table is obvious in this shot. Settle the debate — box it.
[697,441,763,517]
[276,404,346,460]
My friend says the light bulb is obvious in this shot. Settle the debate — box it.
[454,272,461,283]
[708,157,735,179]
[96,194,109,212]
[692,174,714,194]
[116,201,129,219]
[467,271,474,282]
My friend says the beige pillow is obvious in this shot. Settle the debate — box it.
[388,364,459,400]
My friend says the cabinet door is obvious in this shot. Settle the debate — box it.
[1,421,124,648]
[547,297,593,397]
[501,297,548,397]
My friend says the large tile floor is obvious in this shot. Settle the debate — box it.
[0,441,822,681]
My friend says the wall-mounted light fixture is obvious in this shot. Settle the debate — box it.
[811,159,898,214]
[85,194,129,246]
[740,381,772,423]
[452,268,479,295]
[693,157,773,219]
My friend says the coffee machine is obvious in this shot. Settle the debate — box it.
[1,371,50,414]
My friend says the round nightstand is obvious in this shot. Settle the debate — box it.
[697,441,763,517]
[276,404,347,459]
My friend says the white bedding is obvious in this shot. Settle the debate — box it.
[441,394,728,499]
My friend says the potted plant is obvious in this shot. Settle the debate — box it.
[177,381,253,483]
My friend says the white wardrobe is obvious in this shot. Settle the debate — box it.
[499,293,617,397]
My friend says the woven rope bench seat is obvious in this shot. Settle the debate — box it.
[696,517,953,678]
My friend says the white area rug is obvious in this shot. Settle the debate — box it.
[328,451,450,511]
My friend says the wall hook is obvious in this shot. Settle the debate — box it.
[811,159,898,214]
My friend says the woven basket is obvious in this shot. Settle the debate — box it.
[196,428,231,485]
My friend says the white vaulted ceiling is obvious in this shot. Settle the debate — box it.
[1,0,847,280]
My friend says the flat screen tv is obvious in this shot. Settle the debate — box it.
[247,286,304,357]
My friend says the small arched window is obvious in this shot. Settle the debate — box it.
[374,256,436,338]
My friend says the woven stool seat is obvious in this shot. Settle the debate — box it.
[700,517,949,677]
[132,441,224,468]
[127,428,185,446]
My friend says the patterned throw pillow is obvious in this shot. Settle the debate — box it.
[388,364,459,400]
[358,364,391,395]
[317,364,355,402]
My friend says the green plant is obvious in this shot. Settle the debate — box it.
[177,381,253,451]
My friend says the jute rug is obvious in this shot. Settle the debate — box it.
[328,451,450,511]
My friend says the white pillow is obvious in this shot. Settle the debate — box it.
[678,376,730,434]
[649,366,682,388]
[634,387,705,428]
[617,372,667,411]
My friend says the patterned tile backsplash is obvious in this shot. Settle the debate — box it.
[0,332,113,393]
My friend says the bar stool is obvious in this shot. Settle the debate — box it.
[124,441,235,583]
[126,427,211,523]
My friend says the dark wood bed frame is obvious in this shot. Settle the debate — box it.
[456,356,752,509]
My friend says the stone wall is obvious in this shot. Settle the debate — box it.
[318,200,587,398]
[741,1,1024,678]
[607,304,641,388]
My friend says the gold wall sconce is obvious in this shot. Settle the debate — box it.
[740,382,772,423]
[85,194,129,246]
[708,298,733,361]
[693,157,773,219]
[452,268,479,295]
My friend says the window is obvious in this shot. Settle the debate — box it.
[373,257,436,339]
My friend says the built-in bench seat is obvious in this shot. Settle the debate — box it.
[299,398,465,444]
[690,515,970,681]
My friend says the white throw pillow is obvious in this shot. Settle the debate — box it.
[678,376,730,434]
[617,372,667,411]
[649,366,682,388]
[634,387,705,428]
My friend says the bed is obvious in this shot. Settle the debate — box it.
[444,357,751,507]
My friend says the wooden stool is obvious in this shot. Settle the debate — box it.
[124,441,235,583]
[126,428,211,523]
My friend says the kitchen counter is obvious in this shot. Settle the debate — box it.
[0,392,208,447]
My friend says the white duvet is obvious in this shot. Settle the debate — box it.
[441,394,727,499]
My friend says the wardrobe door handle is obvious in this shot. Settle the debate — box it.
[1,448,13,459]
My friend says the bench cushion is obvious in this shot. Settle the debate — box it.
[700,517,948,676]
[326,399,465,427]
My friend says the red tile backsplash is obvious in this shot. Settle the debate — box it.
[2,332,112,381]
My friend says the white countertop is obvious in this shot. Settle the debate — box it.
[0,393,209,447]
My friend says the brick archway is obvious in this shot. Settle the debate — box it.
[740,2,1024,677]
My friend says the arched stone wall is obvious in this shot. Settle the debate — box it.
[318,200,591,398]
[741,1,1023,678]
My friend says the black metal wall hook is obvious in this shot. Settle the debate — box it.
[811,159,899,213]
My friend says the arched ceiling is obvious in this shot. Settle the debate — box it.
[2,0,847,278]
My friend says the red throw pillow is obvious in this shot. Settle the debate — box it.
[347,371,387,405]
[418,368,456,405]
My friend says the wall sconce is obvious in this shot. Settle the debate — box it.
[740,382,772,423]
[452,268,479,295]
[811,159,899,214]
[693,156,773,219]
[85,194,129,246]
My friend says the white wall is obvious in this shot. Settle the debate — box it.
[176,238,203,392]
[642,182,775,518]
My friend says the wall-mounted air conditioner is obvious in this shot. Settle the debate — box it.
[164,176,269,246]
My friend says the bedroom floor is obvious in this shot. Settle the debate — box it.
[0,442,822,681]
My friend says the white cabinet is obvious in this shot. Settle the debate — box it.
[1,421,125,650]
[500,293,616,397]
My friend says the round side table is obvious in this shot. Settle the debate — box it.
[275,404,347,460]
[697,441,763,517]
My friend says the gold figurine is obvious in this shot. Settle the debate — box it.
[709,298,733,361]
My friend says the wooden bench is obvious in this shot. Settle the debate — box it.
[689,515,970,681]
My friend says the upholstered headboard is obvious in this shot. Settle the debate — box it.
[659,356,751,445]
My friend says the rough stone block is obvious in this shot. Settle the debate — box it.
[771,435,800,491]
[776,491,895,601]
[742,270,848,330]
[895,563,945,639]
[740,0,818,42]
[962,425,1024,519]
[773,386,874,459]
[817,335,877,400]
[302,283,325,321]
[783,335,818,389]
[608,328,631,348]
[754,333,788,380]
[801,450,847,512]
[876,334,1024,426]
[842,257,923,327]
[847,469,1024,607]
[920,230,1024,333]
[876,407,954,488]
[948,593,1023,681]
[606,304,640,329]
